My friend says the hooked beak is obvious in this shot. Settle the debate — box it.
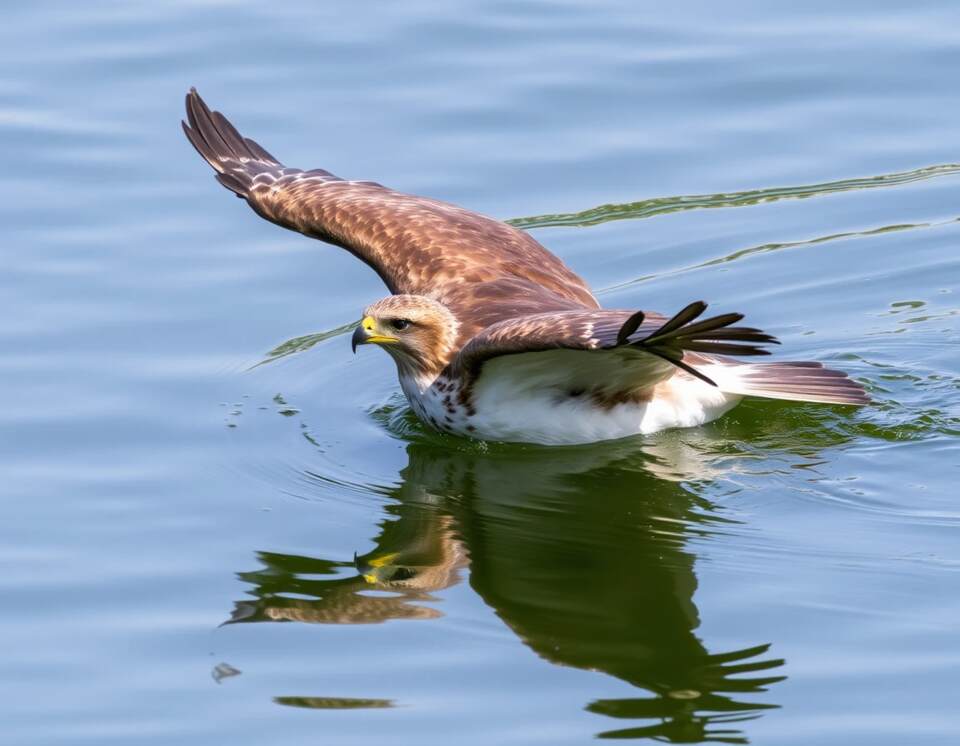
[351,324,367,353]
[351,316,398,353]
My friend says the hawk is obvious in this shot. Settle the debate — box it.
[183,89,868,445]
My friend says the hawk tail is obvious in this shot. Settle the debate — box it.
[181,87,282,198]
[699,361,871,405]
[621,302,870,404]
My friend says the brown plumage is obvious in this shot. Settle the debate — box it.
[183,88,869,444]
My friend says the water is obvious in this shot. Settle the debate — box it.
[2,1,959,743]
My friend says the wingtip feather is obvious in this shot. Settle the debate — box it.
[181,88,284,197]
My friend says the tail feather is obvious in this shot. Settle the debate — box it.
[705,361,870,405]
[622,304,868,405]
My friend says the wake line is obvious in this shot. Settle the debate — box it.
[508,163,960,230]
[251,321,358,369]
[598,217,960,294]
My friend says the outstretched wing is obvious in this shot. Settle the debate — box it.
[451,301,778,388]
[181,89,598,312]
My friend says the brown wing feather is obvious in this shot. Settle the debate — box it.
[182,89,598,314]
[451,302,778,386]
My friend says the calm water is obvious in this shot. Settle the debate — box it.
[3,2,959,744]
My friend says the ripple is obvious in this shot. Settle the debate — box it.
[252,321,358,369]
[508,163,960,229]
[599,217,958,294]
[274,696,395,709]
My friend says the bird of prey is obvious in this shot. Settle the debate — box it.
[182,89,868,445]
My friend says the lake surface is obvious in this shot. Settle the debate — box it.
[2,2,959,743]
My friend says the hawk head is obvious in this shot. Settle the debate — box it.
[352,295,459,378]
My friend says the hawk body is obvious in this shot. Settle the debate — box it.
[407,358,741,446]
[183,89,868,445]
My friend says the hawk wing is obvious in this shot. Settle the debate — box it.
[451,301,778,390]
[182,89,598,318]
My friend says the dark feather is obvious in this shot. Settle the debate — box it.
[642,348,718,387]
[188,89,233,159]
[616,310,646,346]
[643,300,707,341]
[215,172,248,196]
[658,312,745,340]
[618,301,779,381]
[181,117,220,169]
[680,341,772,356]
[212,110,257,161]
[684,327,779,343]
[243,136,279,163]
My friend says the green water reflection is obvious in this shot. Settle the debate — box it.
[508,163,960,230]
[229,430,808,742]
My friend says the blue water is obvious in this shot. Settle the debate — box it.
[2,2,959,743]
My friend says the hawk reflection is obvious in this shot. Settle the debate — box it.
[229,432,787,742]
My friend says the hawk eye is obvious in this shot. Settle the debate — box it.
[389,318,411,331]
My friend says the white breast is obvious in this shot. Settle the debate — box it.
[399,373,473,435]
[467,368,740,445]
[399,357,741,446]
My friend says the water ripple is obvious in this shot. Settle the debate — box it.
[508,163,960,229]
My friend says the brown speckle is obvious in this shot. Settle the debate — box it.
[588,387,652,410]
